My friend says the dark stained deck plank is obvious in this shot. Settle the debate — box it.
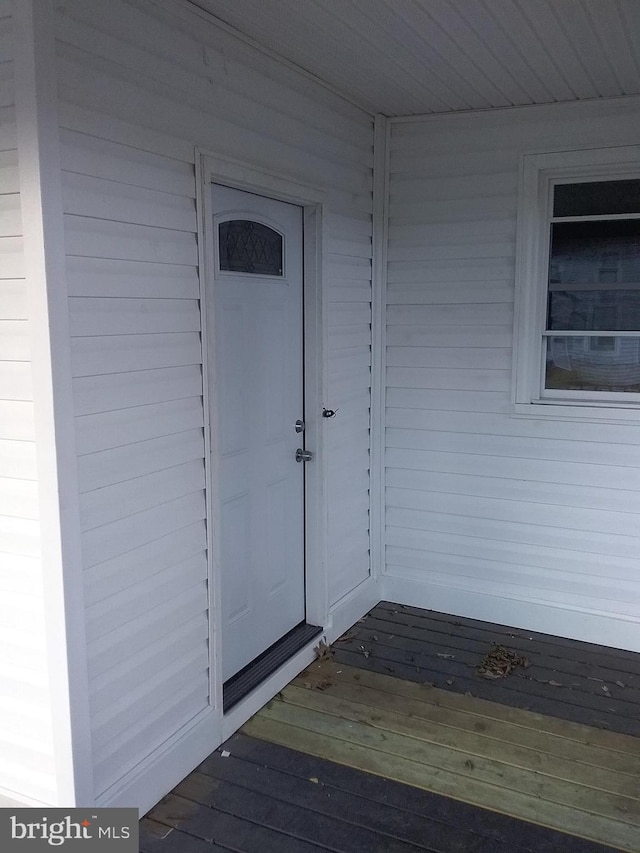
[246,689,639,850]
[376,602,640,673]
[139,817,231,852]
[202,734,620,853]
[173,770,439,853]
[142,603,640,852]
[196,742,507,853]
[333,645,640,735]
[333,603,640,736]
[147,792,333,853]
[339,625,640,716]
[334,637,634,713]
[361,609,640,690]
[143,729,622,853]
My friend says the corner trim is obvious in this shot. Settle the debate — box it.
[99,709,219,815]
[370,115,389,581]
[14,0,93,806]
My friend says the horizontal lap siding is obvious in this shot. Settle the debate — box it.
[63,148,208,800]
[54,0,372,800]
[0,3,56,805]
[327,242,372,604]
[387,102,640,643]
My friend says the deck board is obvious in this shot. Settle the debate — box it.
[375,603,640,670]
[143,604,640,852]
[216,734,616,852]
[146,792,333,852]
[140,817,230,852]
[244,660,640,851]
[173,770,446,853]
[356,614,640,693]
[333,603,640,735]
[194,746,511,853]
[288,672,639,782]
[146,732,620,853]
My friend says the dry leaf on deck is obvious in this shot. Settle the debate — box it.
[314,640,334,661]
[477,645,530,679]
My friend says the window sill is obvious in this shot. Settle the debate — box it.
[513,399,640,423]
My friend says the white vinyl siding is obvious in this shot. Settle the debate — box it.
[54,0,372,800]
[63,135,209,801]
[0,1,57,806]
[327,254,372,605]
[386,99,640,650]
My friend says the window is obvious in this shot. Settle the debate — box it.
[513,147,640,417]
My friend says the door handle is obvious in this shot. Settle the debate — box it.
[295,448,313,462]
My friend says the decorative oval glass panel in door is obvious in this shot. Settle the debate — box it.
[218,220,283,275]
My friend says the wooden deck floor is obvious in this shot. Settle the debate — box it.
[334,603,640,737]
[247,660,639,851]
[141,604,640,852]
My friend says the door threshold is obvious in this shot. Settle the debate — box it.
[223,622,323,713]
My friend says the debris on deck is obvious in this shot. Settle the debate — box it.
[477,645,530,679]
[314,639,334,661]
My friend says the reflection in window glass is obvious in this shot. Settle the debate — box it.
[545,179,640,393]
[219,220,283,275]
[545,336,640,392]
[553,179,640,217]
[547,220,640,332]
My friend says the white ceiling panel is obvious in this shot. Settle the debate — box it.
[190,0,640,116]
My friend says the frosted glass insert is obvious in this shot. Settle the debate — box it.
[219,220,283,275]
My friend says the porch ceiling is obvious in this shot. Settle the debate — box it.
[189,0,640,117]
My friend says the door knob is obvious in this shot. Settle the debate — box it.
[295,448,313,462]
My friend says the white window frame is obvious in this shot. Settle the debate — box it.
[513,145,640,422]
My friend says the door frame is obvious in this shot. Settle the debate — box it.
[196,149,329,723]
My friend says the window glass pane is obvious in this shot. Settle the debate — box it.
[547,220,640,331]
[219,220,283,275]
[553,179,640,217]
[545,336,640,392]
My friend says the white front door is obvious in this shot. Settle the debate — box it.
[211,184,306,682]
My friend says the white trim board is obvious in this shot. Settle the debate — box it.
[100,709,219,815]
[382,575,640,655]
[328,575,381,641]
[14,0,92,807]
[369,114,389,582]
[390,92,640,126]
[196,146,330,714]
